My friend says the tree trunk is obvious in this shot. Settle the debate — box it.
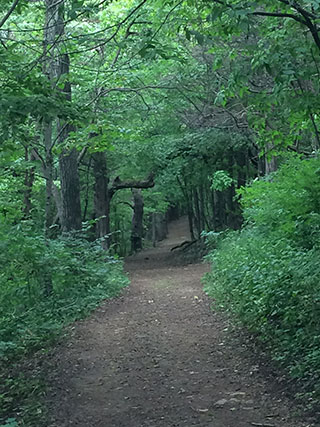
[43,0,82,232]
[58,53,82,232]
[23,146,35,218]
[265,143,278,174]
[187,205,195,240]
[226,183,237,229]
[106,172,154,249]
[82,157,92,222]
[60,148,82,232]
[43,120,56,239]
[199,184,206,231]
[43,0,63,241]
[131,189,144,252]
[213,190,226,230]
[193,189,201,238]
[43,119,54,295]
[44,0,64,83]
[42,0,65,295]
[151,213,157,247]
[210,189,216,230]
[92,152,110,248]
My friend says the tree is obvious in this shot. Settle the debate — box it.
[131,189,144,252]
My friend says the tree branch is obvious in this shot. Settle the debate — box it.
[119,201,134,210]
[250,10,305,24]
[210,0,320,51]
[31,147,45,168]
[277,0,318,20]
[77,147,87,164]
[251,2,320,51]
[109,173,154,199]
[0,0,20,29]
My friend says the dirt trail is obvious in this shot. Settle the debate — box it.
[47,218,313,427]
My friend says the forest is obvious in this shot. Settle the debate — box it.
[1,0,320,425]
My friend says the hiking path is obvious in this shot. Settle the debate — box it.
[46,217,314,427]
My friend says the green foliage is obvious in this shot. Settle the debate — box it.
[0,223,128,425]
[210,170,234,191]
[239,155,320,248]
[0,225,128,361]
[1,418,18,427]
[0,374,45,427]
[204,155,320,401]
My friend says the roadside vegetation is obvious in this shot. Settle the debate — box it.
[0,225,128,426]
[204,155,320,404]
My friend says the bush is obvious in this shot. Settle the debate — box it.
[239,155,320,248]
[204,155,320,400]
[0,224,129,360]
[0,223,129,426]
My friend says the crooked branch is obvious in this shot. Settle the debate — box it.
[109,173,154,199]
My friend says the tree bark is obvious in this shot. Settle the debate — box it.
[43,0,82,232]
[41,0,66,295]
[193,189,201,238]
[43,120,56,239]
[60,148,82,232]
[131,189,144,252]
[265,154,278,174]
[22,146,35,218]
[187,207,195,240]
[43,121,54,294]
[92,152,110,249]
[213,190,226,231]
[82,156,92,222]
[109,173,154,196]
[58,53,82,232]
[265,143,278,174]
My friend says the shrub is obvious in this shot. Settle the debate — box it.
[239,155,320,248]
[0,223,129,426]
[0,224,129,360]
[204,155,320,400]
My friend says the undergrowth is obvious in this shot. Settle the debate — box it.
[204,155,320,406]
[0,225,129,426]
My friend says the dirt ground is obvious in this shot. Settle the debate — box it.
[46,218,316,427]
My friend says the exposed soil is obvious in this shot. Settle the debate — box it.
[46,218,316,427]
